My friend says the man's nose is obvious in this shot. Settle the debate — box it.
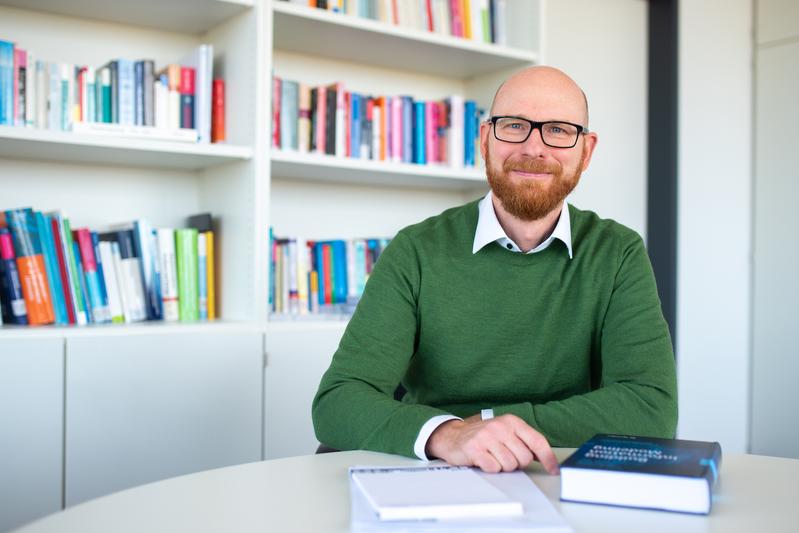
[520,126,548,157]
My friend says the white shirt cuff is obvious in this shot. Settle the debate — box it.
[413,414,462,461]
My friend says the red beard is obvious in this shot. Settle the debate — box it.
[485,148,583,221]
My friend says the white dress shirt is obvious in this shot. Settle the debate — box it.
[412,191,574,460]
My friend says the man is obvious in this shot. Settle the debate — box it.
[312,66,677,474]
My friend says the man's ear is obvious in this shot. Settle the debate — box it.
[479,121,491,161]
[580,132,599,171]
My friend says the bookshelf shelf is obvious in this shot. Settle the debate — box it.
[0,0,254,34]
[0,320,264,339]
[272,2,537,78]
[0,126,253,169]
[271,149,486,190]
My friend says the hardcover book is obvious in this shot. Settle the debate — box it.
[560,434,722,515]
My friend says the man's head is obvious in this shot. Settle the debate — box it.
[480,66,598,221]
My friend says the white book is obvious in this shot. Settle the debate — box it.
[35,60,48,129]
[109,241,133,323]
[350,465,572,532]
[494,0,508,46]
[154,77,168,129]
[97,241,125,323]
[25,51,35,127]
[180,44,213,143]
[156,228,179,321]
[350,465,523,522]
[121,254,148,322]
[448,94,464,168]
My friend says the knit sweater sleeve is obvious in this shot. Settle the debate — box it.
[311,231,450,457]
[491,234,678,446]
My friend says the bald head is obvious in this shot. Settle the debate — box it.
[489,66,590,128]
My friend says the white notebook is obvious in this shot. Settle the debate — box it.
[350,465,523,522]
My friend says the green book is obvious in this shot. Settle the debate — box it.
[175,228,198,321]
[62,218,88,325]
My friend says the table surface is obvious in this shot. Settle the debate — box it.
[13,449,799,532]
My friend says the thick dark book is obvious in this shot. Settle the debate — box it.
[325,84,336,155]
[560,434,722,515]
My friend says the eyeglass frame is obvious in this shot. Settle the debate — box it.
[487,115,590,149]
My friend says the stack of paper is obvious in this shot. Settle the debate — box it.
[349,464,573,532]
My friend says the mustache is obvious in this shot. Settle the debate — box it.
[502,157,561,175]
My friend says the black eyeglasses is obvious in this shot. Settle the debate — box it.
[488,116,588,148]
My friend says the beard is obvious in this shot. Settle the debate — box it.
[485,146,584,221]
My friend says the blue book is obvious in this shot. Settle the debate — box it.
[132,220,162,320]
[117,59,135,126]
[464,100,477,167]
[350,93,361,159]
[560,434,722,515]
[91,232,111,322]
[0,40,13,126]
[331,240,347,304]
[413,101,426,164]
[35,211,69,325]
[134,60,144,126]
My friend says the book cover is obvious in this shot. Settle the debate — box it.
[0,228,28,325]
[131,220,162,320]
[560,434,722,515]
[35,211,69,325]
[350,465,523,522]
[180,66,196,129]
[96,240,125,324]
[73,228,111,323]
[104,229,147,322]
[175,228,198,321]
[47,214,77,324]
[4,208,54,325]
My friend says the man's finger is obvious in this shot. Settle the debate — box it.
[486,442,519,472]
[515,425,560,474]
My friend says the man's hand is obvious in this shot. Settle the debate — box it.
[425,414,560,475]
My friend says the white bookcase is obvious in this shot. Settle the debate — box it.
[0,0,543,527]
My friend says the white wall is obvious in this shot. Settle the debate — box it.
[677,0,753,452]
[751,0,799,459]
[546,0,648,237]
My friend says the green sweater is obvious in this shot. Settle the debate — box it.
[312,200,677,457]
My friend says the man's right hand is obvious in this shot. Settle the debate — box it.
[425,414,560,475]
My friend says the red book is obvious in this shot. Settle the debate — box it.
[272,76,281,147]
[180,67,196,129]
[49,217,76,324]
[391,0,399,25]
[344,91,351,157]
[425,0,434,31]
[322,243,333,305]
[211,79,225,143]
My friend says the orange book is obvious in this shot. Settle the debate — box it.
[377,96,388,161]
[4,208,54,325]
[462,0,472,39]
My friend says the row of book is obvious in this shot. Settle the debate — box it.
[0,208,216,327]
[272,76,484,168]
[280,0,511,46]
[0,40,225,143]
[269,230,390,318]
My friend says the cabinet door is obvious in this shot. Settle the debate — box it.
[0,338,64,532]
[264,325,346,459]
[65,332,262,507]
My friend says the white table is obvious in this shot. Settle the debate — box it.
[13,449,799,532]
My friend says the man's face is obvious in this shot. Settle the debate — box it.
[480,71,598,221]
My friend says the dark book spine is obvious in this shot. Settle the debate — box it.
[325,87,336,155]
[109,61,119,124]
[309,87,318,152]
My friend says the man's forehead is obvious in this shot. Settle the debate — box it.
[493,77,587,122]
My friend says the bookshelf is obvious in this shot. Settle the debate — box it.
[0,0,543,528]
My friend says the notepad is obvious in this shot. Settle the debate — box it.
[349,465,524,522]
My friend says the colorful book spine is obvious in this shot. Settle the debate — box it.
[4,208,54,325]
[48,214,77,324]
[0,228,28,324]
[175,228,198,321]
[413,101,426,164]
[132,220,162,320]
[211,79,225,143]
[35,211,69,325]
[332,240,348,304]
[71,240,93,323]
[0,40,13,126]
[74,228,111,323]
[180,67,195,129]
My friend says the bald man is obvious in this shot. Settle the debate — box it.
[312,67,677,474]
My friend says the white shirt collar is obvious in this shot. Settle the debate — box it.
[472,190,573,258]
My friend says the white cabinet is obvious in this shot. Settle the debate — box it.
[64,330,263,506]
[263,322,346,459]
[0,338,63,532]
